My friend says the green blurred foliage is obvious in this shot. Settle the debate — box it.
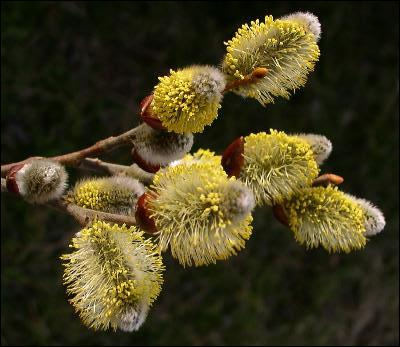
[1,1,398,345]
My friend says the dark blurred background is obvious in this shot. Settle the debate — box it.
[1,1,398,346]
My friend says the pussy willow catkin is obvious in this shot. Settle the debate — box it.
[283,186,369,253]
[147,159,254,267]
[61,220,164,332]
[151,65,226,133]
[240,130,319,206]
[68,176,144,215]
[222,14,320,106]
[6,159,68,203]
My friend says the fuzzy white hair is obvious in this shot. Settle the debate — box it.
[281,11,322,41]
[133,124,194,166]
[15,160,68,203]
[191,65,226,101]
[294,133,332,165]
[346,195,386,237]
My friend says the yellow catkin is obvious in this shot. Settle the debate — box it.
[68,176,144,215]
[283,186,367,253]
[222,15,320,106]
[61,220,164,332]
[148,161,254,267]
[179,148,222,167]
[241,129,319,206]
[151,65,225,133]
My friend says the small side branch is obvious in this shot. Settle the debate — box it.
[64,202,137,227]
[1,125,143,177]
[80,158,154,185]
[2,187,138,228]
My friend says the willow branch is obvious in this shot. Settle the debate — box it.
[47,199,137,227]
[2,181,138,227]
[80,158,154,185]
[1,68,268,177]
[2,188,138,229]
[1,125,144,177]
[223,67,268,93]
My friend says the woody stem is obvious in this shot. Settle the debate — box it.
[1,125,144,177]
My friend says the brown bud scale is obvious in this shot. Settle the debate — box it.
[139,94,166,130]
[131,149,161,173]
[272,205,289,227]
[221,136,245,178]
[5,163,25,194]
[312,173,344,187]
[135,193,158,234]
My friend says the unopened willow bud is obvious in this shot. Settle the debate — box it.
[131,123,193,171]
[280,12,321,41]
[68,176,144,215]
[223,130,319,206]
[346,195,386,237]
[61,220,164,331]
[293,133,332,165]
[150,65,226,133]
[222,14,320,106]
[6,159,68,203]
[283,186,368,253]
[144,161,255,267]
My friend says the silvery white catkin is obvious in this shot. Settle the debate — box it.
[14,159,68,203]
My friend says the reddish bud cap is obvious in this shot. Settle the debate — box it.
[272,205,289,228]
[131,148,161,173]
[5,163,25,194]
[139,94,166,130]
[312,173,344,187]
[221,136,245,178]
[252,67,268,79]
[135,193,158,234]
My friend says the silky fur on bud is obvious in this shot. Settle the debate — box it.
[147,161,254,267]
[345,195,386,237]
[222,15,320,106]
[280,12,321,41]
[293,133,332,165]
[69,176,145,215]
[151,65,226,133]
[15,159,68,203]
[132,123,194,166]
[61,220,164,332]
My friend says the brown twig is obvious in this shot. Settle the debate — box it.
[2,185,138,228]
[1,68,268,177]
[80,158,154,185]
[1,125,144,177]
[223,67,268,93]
[59,201,137,227]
